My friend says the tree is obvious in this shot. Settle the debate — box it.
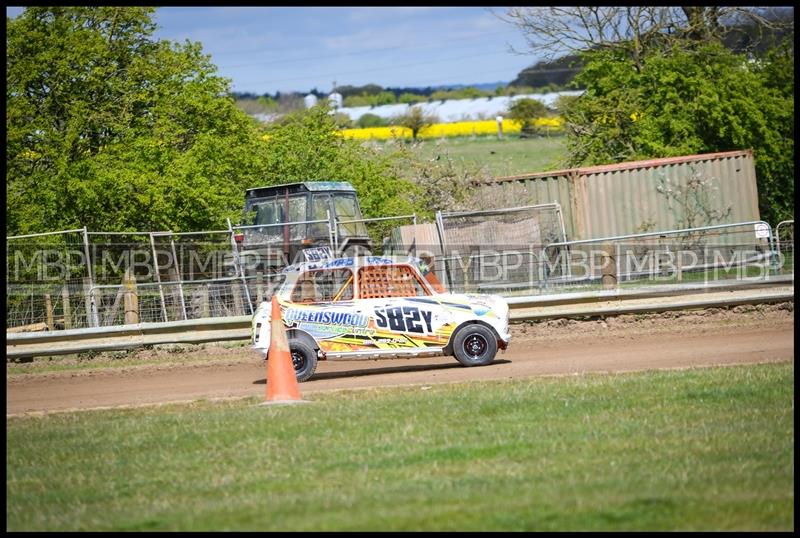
[398,92,426,105]
[560,41,794,223]
[509,54,583,90]
[332,112,353,129]
[507,98,548,138]
[500,5,794,224]
[357,113,387,128]
[393,106,439,141]
[257,103,422,221]
[498,7,793,70]
[6,7,266,234]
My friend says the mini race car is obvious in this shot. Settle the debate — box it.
[251,256,511,381]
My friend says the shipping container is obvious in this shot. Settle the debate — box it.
[475,150,760,241]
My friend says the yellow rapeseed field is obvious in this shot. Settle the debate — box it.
[340,117,564,140]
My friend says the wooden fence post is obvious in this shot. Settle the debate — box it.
[123,268,139,325]
[200,284,210,319]
[232,280,244,316]
[601,242,618,290]
[61,285,72,330]
[44,293,54,331]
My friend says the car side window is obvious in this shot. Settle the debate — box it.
[290,268,354,303]
[357,265,432,299]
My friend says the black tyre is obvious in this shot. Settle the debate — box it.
[288,339,318,382]
[452,324,498,367]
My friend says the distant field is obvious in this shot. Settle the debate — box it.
[6,362,793,531]
[409,135,569,177]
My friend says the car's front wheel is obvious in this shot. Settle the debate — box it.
[452,324,498,367]
[288,340,318,382]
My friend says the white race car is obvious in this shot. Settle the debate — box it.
[252,256,511,381]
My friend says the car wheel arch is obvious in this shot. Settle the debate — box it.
[286,328,320,353]
[444,320,501,356]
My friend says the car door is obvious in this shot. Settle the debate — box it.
[356,264,455,350]
[284,267,367,354]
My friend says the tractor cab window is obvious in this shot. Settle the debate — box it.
[287,196,308,241]
[252,200,281,226]
[310,194,331,237]
[333,194,368,237]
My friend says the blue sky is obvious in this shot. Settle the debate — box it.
[6,6,537,95]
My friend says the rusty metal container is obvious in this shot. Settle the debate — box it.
[477,150,760,241]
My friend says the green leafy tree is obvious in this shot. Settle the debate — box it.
[398,92,426,105]
[507,98,548,137]
[343,94,371,107]
[561,41,794,223]
[258,104,422,221]
[371,91,397,106]
[332,112,353,129]
[393,106,439,141]
[357,113,387,128]
[6,7,266,234]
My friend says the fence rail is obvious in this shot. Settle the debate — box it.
[7,277,793,360]
[7,216,792,332]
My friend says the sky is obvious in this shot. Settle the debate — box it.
[6,6,538,96]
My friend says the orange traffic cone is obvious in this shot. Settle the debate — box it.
[264,295,304,404]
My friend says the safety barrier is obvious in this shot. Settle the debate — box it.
[7,216,787,331]
[6,276,792,360]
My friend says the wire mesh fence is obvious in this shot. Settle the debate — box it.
[343,214,418,257]
[540,221,777,294]
[232,217,335,275]
[433,248,545,296]
[434,204,567,294]
[87,273,288,326]
[6,215,788,332]
[7,229,94,330]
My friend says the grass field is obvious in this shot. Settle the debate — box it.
[6,361,793,531]
[409,134,569,177]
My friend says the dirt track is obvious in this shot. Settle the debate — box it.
[6,303,794,416]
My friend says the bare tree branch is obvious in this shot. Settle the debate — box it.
[497,6,793,61]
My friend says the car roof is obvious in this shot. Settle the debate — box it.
[280,256,420,275]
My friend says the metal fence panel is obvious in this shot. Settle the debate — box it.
[6,214,785,332]
[435,203,567,294]
[541,221,776,294]
[473,150,760,241]
[7,229,94,330]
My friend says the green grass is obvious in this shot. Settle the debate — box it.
[6,362,794,531]
[410,135,569,177]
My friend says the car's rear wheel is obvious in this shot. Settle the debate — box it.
[289,340,318,382]
[452,324,498,367]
